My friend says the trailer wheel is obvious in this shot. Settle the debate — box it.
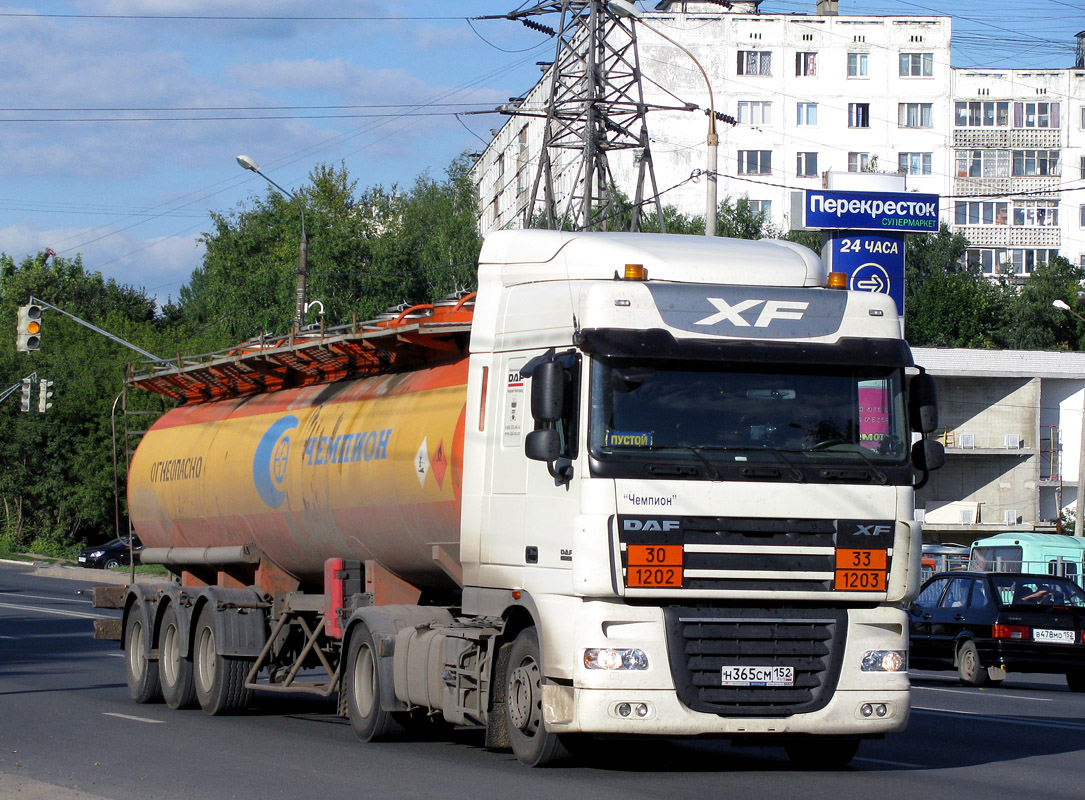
[124,609,161,704]
[504,627,572,767]
[160,604,196,710]
[957,640,988,687]
[344,623,405,742]
[785,737,860,769]
[193,604,253,715]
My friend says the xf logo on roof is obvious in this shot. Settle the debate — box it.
[694,298,809,328]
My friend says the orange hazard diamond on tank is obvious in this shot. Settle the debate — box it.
[432,439,447,490]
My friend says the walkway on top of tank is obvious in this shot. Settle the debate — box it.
[129,292,475,404]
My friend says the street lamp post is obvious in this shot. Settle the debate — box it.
[1052,298,1085,536]
[609,1,718,236]
[236,155,309,333]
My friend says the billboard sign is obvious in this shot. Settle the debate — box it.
[801,190,938,232]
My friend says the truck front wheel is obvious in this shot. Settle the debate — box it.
[344,623,406,742]
[160,604,196,710]
[503,627,572,767]
[124,609,161,704]
[193,604,253,715]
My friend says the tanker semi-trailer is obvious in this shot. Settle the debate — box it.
[98,230,944,768]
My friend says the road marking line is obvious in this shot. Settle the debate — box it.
[102,713,164,724]
[0,601,109,620]
[854,756,925,769]
[913,685,1054,701]
[913,707,1085,732]
[4,592,92,605]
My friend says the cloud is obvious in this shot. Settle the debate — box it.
[0,222,204,302]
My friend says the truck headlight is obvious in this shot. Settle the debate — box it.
[584,648,649,670]
[861,650,906,672]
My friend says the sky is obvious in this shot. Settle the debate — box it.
[0,0,1081,305]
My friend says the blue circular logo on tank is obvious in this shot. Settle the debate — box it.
[253,415,298,508]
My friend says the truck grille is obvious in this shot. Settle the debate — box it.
[663,606,847,717]
[618,515,893,593]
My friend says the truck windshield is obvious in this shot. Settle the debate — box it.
[588,359,910,481]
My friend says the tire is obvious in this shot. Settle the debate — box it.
[160,604,197,710]
[124,610,161,704]
[343,623,406,742]
[104,558,122,570]
[193,604,253,715]
[785,737,861,770]
[1067,671,1085,693]
[957,640,988,687]
[503,627,572,767]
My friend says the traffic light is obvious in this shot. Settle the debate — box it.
[19,378,31,412]
[38,379,54,413]
[17,304,43,352]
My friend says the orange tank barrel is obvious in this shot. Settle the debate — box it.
[127,359,468,590]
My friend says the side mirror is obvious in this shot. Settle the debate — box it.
[909,373,939,433]
[525,429,560,463]
[531,360,564,423]
[912,439,945,472]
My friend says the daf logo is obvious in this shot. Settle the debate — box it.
[623,519,680,532]
[694,298,809,328]
[853,524,892,537]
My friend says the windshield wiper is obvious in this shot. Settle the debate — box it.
[679,446,722,481]
[814,443,888,484]
[696,445,806,483]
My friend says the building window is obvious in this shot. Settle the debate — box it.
[848,103,870,128]
[797,152,818,177]
[796,102,818,126]
[899,52,933,77]
[954,101,1009,127]
[737,100,772,125]
[1081,205,1085,227]
[1012,149,1060,177]
[898,103,933,128]
[496,151,504,180]
[956,149,1011,178]
[737,51,772,76]
[898,152,932,175]
[1013,101,1060,129]
[848,152,871,172]
[796,51,817,76]
[1013,200,1059,227]
[847,52,868,78]
[1011,249,1057,274]
[964,248,1009,275]
[748,200,772,218]
[737,150,772,175]
[516,126,528,197]
[954,201,1009,226]
[1081,155,1085,180]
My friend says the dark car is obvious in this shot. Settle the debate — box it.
[76,534,142,569]
[908,571,1085,691]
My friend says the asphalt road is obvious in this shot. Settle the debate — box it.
[2,560,1084,800]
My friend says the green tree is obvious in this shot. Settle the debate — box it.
[0,252,168,553]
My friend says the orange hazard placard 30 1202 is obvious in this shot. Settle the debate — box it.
[834,548,887,591]
[626,545,683,588]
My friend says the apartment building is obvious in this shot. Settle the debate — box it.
[912,348,1085,544]
[470,2,1085,273]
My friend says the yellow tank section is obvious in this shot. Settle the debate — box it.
[128,360,468,588]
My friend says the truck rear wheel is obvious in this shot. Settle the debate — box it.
[344,623,406,742]
[504,627,572,767]
[124,610,161,704]
[193,604,253,715]
[160,604,196,710]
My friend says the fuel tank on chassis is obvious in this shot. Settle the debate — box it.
[127,359,467,589]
